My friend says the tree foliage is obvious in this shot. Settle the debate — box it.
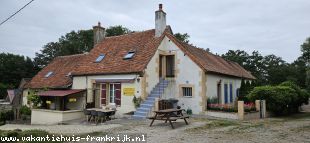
[34,25,131,68]
[222,49,308,88]
[0,53,38,98]
[105,25,131,37]
[174,33,190,43]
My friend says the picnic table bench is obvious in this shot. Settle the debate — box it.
[149,108,189,129]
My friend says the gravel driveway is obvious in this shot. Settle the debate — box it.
[1,113,310,143]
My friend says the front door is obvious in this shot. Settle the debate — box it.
[166,55,175,77]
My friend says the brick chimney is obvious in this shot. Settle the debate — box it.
[93,22,105,45]
[155,4,166,37]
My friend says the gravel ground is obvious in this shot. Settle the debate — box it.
[1,113,310,143]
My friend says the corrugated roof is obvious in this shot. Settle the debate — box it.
[37,89,85,97]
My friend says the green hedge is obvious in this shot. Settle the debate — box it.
[248,81,310,115]
[0,110,14,125]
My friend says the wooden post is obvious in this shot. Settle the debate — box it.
[155,98,159,111]
[261,100,266,118]
[255,100,260,111]
[238,101,244,120]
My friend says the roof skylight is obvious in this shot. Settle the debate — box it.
[45,71,53,78]
[95,54,105,62]
[123,51,135,60]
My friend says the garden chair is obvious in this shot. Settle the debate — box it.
[83,109,91,122]
[89,110,98,123]
[97,111,107,124]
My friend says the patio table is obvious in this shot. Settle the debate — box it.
[149,108,189,129]
[86,108,115,124]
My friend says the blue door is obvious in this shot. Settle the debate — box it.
[230,84,233,103]
[224,84,228,103]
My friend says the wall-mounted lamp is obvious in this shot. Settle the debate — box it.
[136,77,140,82]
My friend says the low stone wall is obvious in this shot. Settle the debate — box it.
[205,111,238,120]
[205,100,267,120]
[31,109,84,125]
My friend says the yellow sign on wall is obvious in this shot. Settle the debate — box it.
[69,98,77,102]
[123,87,135,96]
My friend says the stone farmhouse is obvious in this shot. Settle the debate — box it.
[24,4,255,124]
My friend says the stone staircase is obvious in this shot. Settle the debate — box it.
[132,79,169,119]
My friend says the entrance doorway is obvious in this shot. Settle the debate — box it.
[159,55,175,79]
[166,55,175,77]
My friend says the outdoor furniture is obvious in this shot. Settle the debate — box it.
[149,108,189,129]
[89,110,98,123]
[97,111,107,124]
[83,109,91,122]
[87,108,116,123]
[110,111,116,119]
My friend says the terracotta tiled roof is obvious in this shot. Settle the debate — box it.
[28,27,254,89]
[72,29,164,76]
[27,54,86,89]
[166,33,255,79]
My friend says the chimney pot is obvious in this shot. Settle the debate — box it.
[159,4,163,10]
[155,4,166,37]
[93,21,105,45]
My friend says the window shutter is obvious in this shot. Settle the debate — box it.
[101,84,107,106]
[115,83,121,106]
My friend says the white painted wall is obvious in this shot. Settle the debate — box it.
[144,49,159,95]
[22,89,29,106]
[154,36,203,114]
[206,74,242,104]
[72,74,141,115]
[31,109,83,125]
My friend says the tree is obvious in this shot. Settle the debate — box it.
[174,33,190,43]
[301,37,310,91]
[105,25,131,37]
[0,53,38,98]
[222,50,249,67]
[301,37,310,66]
[34,25,131,68]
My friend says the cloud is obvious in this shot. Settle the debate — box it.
[0,0,309,62]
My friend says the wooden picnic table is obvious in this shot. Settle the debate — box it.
[149,108,189,129]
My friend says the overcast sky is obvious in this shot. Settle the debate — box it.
[0,0,310,62]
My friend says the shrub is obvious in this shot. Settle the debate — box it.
[248,83,308,115]
[27,90,41,107]
[207,97,218,104]
[132,96,142,108]
[20,105,31,116]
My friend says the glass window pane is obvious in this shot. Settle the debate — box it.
[95,54,105,62]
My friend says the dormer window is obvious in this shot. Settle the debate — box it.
[123,51,135,60]
[45,71,53,78]
[95,54,105,62]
